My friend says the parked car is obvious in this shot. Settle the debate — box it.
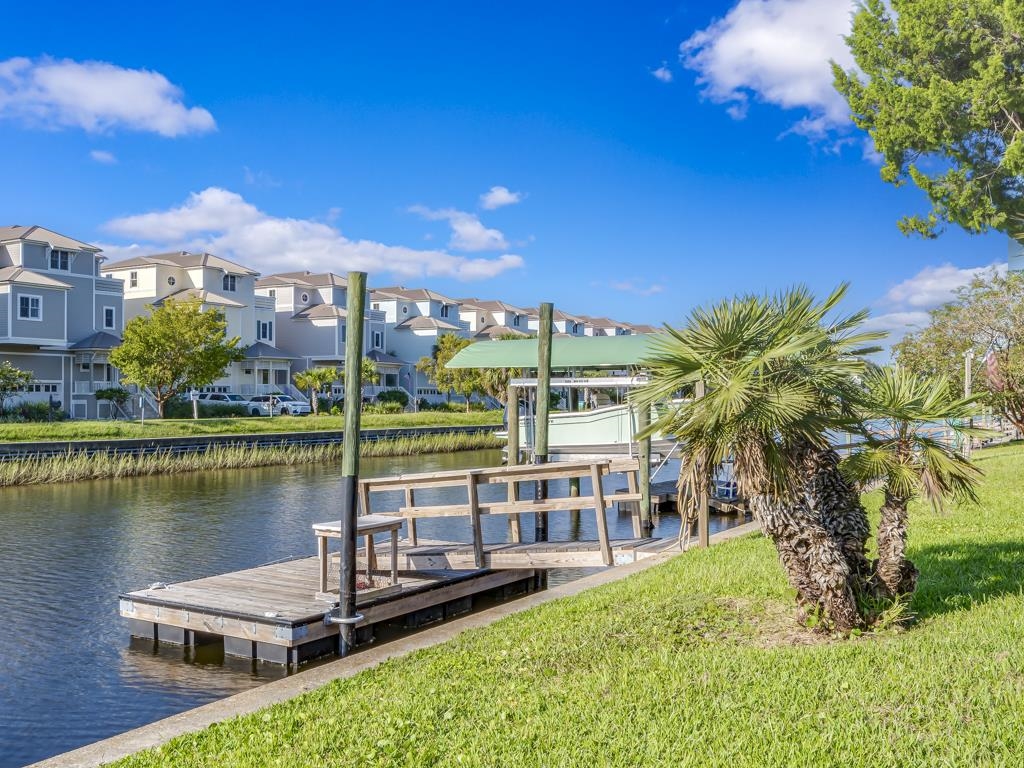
[246,395,279,416]
[272,395,311,416]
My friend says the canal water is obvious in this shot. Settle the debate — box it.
[0,449,742,767]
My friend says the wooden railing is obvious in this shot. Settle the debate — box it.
[358,458,643,566]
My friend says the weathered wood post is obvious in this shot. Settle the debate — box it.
[636,401,652,533]
[338,270,367,655]
[534,302,553,542]
[694,378,709,548]
[506,383,522,542]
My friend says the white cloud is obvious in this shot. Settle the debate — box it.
[651,64,674,83]
[0,56,215,137]
[243,166,281,188]
[867,262,1007,345]
[611,279,665,297]
[409,205,509,251]
[478,185,524,210]
[681,0,856,137]
[89,149,116,164]
[103,188,524,281]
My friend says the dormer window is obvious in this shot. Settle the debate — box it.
[402,306,409,315]
[49,250,71,271]
[440,304,450,318]
[167,276,176,287]
[300,292,310,303]
[222,274,237,292]
[513,316,520,327]
[572,322,580,334]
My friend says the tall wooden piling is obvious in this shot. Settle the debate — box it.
[338,271,367,654]
[506,383,522,542]
[534,303,553,542]
[636,402,652,533]
[694,378,709,548]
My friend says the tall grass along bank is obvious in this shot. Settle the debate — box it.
[112,443,1024,767]
[0,431,502,487]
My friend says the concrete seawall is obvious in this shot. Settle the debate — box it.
[0,424,499,460]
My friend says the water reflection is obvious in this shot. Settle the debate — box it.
[0,450,742,767]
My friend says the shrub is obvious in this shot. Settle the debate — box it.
[94,387,130,405]
[0,401,66,423]
[163,400,250,419]
[363,401,404,415]
[317,397,332,414]
[376,389,410,407]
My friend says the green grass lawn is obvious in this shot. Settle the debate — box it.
[0,411,501,443]
[113,444,1024,767]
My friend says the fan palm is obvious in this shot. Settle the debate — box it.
[292,367,339,415]
[842,366,984,597]
[634,285,883,630]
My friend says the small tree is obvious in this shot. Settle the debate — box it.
[293,367,339,415]
[95,386,130,420]
[110,299,244,418]
[417,334,481,411]
[834,1,1024,239]
[894,269,1024,434]
[0,361,33,415]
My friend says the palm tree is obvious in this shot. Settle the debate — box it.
[842,366,983,597]
[634,285,883,631]
[292,367,339,415]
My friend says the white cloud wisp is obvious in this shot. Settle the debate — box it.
[89,149,117,164]
[479,185,524,210]
[0,56,215,136]
[681,0,856,137]
[409,205,510,252]
[103,188,524,281]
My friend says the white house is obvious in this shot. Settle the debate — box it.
[104,251,298,398]
[580,316,633,336]
[369,286,471,399]
[0,225,125,419]
[255,270,392,398]
[524,308,589,337]
[458,298,532,339]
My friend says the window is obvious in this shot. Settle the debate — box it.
[572,322,580,334]
[372,302,380,310]
[440,304,450,318]
[167,276,176,287]
[19,383,58,393]
[49,249,71,271]
[18,295,41,320]
[268,289,276,298]
[80,362,90,372]
[402,306,409,315]
[103,306,116,329]
[373,331,383,349]
[222,274,237,292]
[257,320,274,341]
[513,316,520,327]
[129,271,138,288]
[340,325,347,343]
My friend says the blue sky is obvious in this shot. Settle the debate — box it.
[0,1,1006,341]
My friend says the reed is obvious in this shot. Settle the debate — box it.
[0,431,502,487]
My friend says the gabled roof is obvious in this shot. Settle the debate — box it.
[371,286,459,304]
[155,288,246,308]
[244,342,297,360]
[474,324,532,339]
[394,316,463,331]
[0,225,101,253]
[292,304,347,320]
[0,266,72,289]
[581,315,624,328]
[553,309,587,324]
[460,298,529,315]
[366,349,405,366]
[69,331,122,350]
[629,323,659,334]
[257,271,347,289]
[105,251,258,276]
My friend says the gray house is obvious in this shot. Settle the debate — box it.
[255,271,390,399]
[0,225,125,418]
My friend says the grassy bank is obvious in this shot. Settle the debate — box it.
[0,411,501,443]
[0,431,502,487]
[115,443,1024,767]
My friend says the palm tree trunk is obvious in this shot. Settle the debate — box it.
[876,491,918,597]
[750,494,863,631]
[800,447,872,580]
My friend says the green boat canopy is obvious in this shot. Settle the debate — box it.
[446,333,666,369]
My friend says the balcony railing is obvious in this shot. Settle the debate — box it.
[73,380,119,394]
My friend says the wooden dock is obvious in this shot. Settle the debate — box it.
[121,556,535,665]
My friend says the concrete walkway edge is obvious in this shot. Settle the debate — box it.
[31,521,761,768]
